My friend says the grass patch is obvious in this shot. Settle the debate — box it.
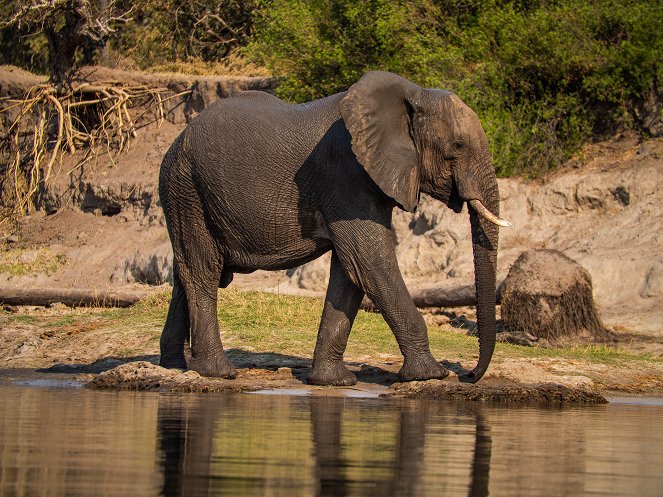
[119,289,659,366]
[498,342,661,364]
[7,314,39,325]
[0,248,66,277]
[4,289,658,368]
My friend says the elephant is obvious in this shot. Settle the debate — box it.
[158,71,510,385]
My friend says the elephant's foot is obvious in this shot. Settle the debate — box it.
[398,353,449,382]
[188,354,237,379]
[159,354,187,370]
[308,361,357,386]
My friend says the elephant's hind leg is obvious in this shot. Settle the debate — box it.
[308,252,364,386]
[160,263,189,369]
[175,237,235,379]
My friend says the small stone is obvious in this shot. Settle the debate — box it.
[46,302,69,311]
[641,259,663,298]
[6,235,19,243]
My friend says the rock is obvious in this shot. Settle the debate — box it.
[87,361,299,392]
[111,243,173,285]
[87,361,246,392]
[641,259,663,298]
[496,330,539,347]
[500,249,607,342]
[286,253,330,291]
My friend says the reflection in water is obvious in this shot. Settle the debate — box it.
[156,395,492,497]
[1,385,663,497]
[312,400,490,497]
[469,412,491,497]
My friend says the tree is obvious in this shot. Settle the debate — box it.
[0,0,131,89]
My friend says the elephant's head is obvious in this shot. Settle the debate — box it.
[340,71,510,383]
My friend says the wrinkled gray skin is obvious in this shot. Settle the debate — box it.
[159,71,502,385]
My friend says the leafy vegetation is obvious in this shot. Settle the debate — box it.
[1,0,661,178]
[246,0,662,176]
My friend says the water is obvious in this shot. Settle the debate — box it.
[1,384,662,497]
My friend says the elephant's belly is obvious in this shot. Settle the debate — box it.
[210,203,333,272]
[226,240,332,273]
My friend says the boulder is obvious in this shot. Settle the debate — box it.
[500,249,607,342]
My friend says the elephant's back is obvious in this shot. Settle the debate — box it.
[186,91,342,161]
[175,91,342,267]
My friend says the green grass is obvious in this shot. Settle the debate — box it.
[0,249,66,277]
[4,289,658,367]
[126,289,660,366]
[8,314,39,325]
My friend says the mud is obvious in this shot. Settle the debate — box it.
[84,361,608,404]
[389,379,607,404]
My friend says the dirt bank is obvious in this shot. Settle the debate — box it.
[1,298,661,399]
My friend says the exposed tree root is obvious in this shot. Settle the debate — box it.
[0,81,181,231]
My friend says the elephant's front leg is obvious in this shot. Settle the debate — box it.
[308,252,364,386]
[331,220,449,382]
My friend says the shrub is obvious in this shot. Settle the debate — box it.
[246,0,662,176]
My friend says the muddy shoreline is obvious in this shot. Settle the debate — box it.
[2,353,662,404]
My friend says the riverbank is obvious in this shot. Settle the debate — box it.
[1,290,661,398]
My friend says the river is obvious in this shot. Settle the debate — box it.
[0,383,662,496]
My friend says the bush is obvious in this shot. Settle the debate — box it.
[246,0,662,176]
[245,0,456,101]
[2,0,660,177]
[110,0,257,69]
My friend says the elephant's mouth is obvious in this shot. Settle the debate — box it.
[446,178,465,213]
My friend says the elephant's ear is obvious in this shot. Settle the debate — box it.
[340,71,422,212]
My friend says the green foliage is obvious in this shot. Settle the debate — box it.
[2,0,660,176]
[246,0,662,176]
[245,0,452,101]
[110,0,257,69]
[0,28,49,75]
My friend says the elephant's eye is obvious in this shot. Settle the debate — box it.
[453,140,465,151]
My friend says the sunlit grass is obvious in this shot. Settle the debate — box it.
[2,289,659,366]
[0,248,66,276]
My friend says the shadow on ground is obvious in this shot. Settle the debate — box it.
[36,349,404,387]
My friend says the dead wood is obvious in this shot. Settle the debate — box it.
[0,286,148,308]
[0,81,177,230]
[361,281,504,310]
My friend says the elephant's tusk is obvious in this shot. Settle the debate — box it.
[469,199,511,227]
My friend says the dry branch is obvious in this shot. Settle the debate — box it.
[361,281,505,310]
[0,80,172,230]
[0,287,149,308]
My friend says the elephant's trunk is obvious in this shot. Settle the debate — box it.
[458,167,500,383]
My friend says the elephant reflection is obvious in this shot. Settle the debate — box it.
[156,395,492,497]
[310,398,491,497]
